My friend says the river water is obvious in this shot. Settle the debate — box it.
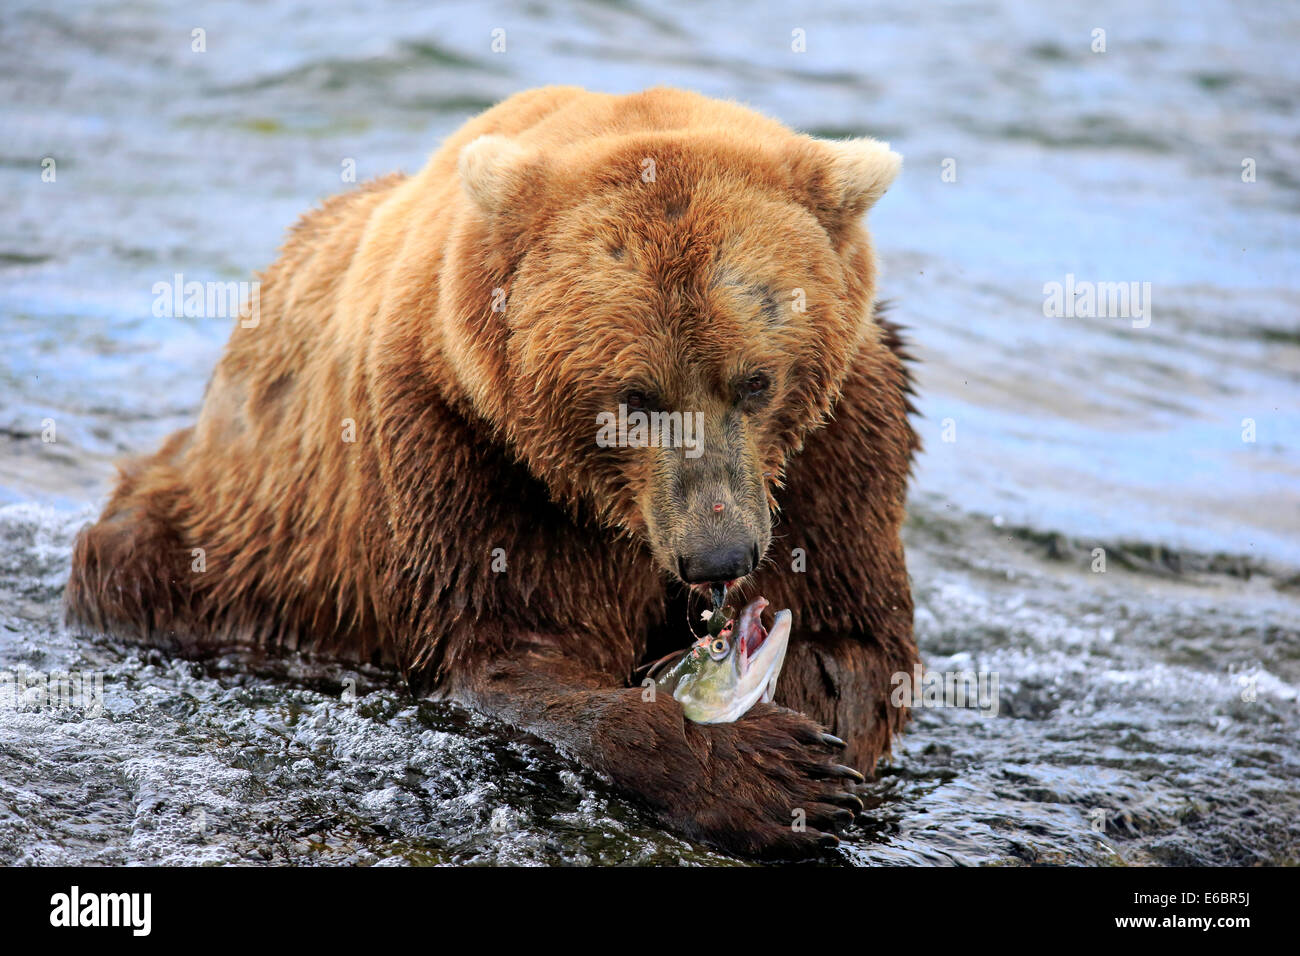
[1,0,1297,864]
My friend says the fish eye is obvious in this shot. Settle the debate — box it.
[708,637,729,661]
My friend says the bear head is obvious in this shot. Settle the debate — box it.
[445,121,900,595]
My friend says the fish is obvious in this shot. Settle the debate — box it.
[655,596,791,724]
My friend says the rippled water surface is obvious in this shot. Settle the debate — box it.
[1,0,1297,865]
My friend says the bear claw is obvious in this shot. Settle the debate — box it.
[820,763,866,784]
[830,791,865,813]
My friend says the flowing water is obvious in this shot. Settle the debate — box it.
[1,0,1297,865]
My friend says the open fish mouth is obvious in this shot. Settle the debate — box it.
[728,597,792,712]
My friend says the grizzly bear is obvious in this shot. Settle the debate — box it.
[66,86,918,857]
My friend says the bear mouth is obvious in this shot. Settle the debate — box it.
[691,580,740,604]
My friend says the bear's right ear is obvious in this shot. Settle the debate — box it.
[458,134,538,214]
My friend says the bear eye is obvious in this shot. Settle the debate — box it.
[739,372,771,401]
[622,389,659,412]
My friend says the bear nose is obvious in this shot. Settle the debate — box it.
[678,543,756,584]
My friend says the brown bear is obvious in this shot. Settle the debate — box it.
[66,86,919,857]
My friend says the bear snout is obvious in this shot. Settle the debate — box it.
[642,422,773,587]
[677,540,759,585]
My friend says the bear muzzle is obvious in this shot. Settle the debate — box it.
[677,540,759,585]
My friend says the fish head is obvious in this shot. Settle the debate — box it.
[658,597,792,724]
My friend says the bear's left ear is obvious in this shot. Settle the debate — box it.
[458,134,541,214]
[788,136,902,230]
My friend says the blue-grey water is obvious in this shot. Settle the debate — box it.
[1,0,1297,864]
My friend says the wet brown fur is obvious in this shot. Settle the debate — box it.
[66,87,919,857]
